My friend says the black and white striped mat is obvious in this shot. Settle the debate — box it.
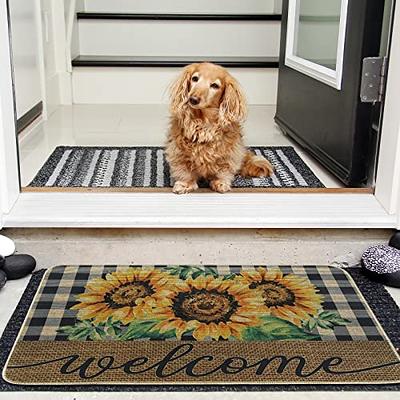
[29,146,324,188]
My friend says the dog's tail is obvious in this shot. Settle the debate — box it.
[240,150,274,178]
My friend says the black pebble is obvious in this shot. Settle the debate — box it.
[389,231,400,250]
[0,270,6,289]
[0,255,4,268]
[2,254,36,280]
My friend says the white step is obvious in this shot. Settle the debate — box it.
[84,0,280,14]
[72,67,278,105]
[77,19,281,57]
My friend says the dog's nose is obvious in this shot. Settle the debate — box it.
[189,96,200,106]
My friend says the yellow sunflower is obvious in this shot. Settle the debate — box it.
[71,268,177,325]
[239,268,323,327]
[151,274,265,341]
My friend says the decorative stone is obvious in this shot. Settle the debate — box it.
[389,231,400,250]
[2,254,36,280]
[0,270,6,289]
[0,234,15,257]
[361,245,400,288]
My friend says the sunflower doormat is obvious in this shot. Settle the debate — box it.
[3,265,400,386]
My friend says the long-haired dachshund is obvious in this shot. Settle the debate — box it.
[166,62,274,194]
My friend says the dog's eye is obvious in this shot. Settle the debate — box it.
[191,76,199,82]
[210,83,220,89]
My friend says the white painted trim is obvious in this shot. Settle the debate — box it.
[3,193,395,228]
[375,0,400,226]
[0,0,20,219]
[34,0,48,120]
[65,0,76,73]
[285,0,348,90]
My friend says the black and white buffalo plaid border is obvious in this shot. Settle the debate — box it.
[19,265,386,342]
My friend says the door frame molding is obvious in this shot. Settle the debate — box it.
[374,0,400,220]
[1,0,400,228]
[0,0,20,224]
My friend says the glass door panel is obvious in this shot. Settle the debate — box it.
[285,0,348,89]
[295,0,342,70]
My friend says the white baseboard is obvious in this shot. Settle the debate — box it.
[72,67,278,105]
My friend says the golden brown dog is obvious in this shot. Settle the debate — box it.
[166,62,274,194]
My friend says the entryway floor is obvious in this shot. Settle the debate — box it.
[18,104,343,188]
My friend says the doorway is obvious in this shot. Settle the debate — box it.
[11,0,394,192]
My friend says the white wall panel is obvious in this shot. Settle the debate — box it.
[78,20,281,57]
[72,67,278,105]
[9,0,42,118]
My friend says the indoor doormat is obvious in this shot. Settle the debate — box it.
[28,146,325,189]
[2,266,399,389]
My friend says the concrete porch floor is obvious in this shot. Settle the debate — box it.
[0,228,399,399]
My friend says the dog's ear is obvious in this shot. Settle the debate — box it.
[219,75,247,126]
[169,64,196,116]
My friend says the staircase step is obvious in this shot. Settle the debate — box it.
[72,55,279,68]
[84,0,280,14]
[71,66,278,104]
[77,12,282,21]
[77,19,280,57]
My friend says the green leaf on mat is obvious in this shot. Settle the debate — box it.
[302,310,351,332]
[243,316,320,341]
[162,265,220,280]
[222,273,237,280]
[119,319,176,340]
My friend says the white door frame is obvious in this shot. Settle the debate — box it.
[0,0,20,223]
[374,0,400,221]
[0,0,400,229]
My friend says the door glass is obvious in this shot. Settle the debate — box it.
[294,0,342,70]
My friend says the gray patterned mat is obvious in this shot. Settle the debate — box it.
[29,146,324,188]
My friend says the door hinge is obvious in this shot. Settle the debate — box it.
[360,57,387,103]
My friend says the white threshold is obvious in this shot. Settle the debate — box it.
[2,192,396,228]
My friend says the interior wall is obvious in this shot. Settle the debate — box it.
[8,0,42,119]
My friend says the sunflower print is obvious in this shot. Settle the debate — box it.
[151,274,266,341]
[71,268,177,325]
[239,268,323,327]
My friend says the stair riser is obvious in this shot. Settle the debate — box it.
[72,67,278,104]
[84,0,280,14]
[7,228,390,268]
[78,20,281,57]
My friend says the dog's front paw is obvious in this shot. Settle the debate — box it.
[173,181,198,195]
[210,180,231,194]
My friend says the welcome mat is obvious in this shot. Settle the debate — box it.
[28,146,325,189]
[3,266,399,386]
